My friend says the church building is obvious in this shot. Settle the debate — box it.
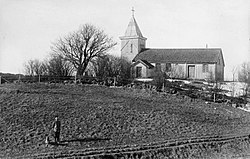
[120,11,225,81]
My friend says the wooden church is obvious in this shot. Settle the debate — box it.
[120,11,225,81]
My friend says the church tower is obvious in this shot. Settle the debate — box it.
[120,8,147,62]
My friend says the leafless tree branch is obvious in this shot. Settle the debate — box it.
[51,24,117,76]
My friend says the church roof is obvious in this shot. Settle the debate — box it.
[133,48,225,66]
[123,16,145,38]
[131,59,154,69]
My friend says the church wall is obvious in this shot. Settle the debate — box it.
[216,55,224,81]
[209,64,216,81]
[216,64,224,81]
[171,64,186,78]
[192,64,215,80]
[132,62,220,81]
[195,64,203,79]
[163,63,217,80]
[183,63,188,77]
[151,63,187,79]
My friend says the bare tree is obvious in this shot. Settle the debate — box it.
[24,60,35,76]
[232,66,238,82]
[47,54,74,76]
[24,59,47,76]
[34,59,47,75]
[230,66,239,97]
[238,62,250,102]
[153,68,166,90]
[167,64,185,79]
[118,57,131,80]
[93,55,111,78]
[51,24,117,77]
[93,55,131,80]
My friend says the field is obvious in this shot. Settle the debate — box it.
[1,83,250,158]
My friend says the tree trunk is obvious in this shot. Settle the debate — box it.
[76,68,84,77]
[245,84,248,104]
[76,62,89,77]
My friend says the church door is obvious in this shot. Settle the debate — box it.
[188,65,195,78]
[136,67,142,78]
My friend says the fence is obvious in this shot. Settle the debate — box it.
[0,75,74,83]
[0,75,133,86]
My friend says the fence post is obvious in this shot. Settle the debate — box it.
[214,93,216,102]
[162,81,165,92]
[0,76,1,84]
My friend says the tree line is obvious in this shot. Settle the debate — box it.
[23,24,131,81]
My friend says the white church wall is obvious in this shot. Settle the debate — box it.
[216,64,224,81]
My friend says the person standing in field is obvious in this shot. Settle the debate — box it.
[52,116,61,143]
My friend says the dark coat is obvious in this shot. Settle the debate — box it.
[52,120,61,132]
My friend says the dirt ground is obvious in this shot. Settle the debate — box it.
[1,83,250,157]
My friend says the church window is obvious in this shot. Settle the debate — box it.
[155,63,161,71]
[202,64,209,73]
[165,63,171,72]
[136,67,142,78]
[130,44,133,53]
[140,44,145,49]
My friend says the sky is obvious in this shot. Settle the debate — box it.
[0,0,249,80]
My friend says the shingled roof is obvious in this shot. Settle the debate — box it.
[133,48,225,66]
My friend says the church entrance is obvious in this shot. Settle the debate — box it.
[188,65,195,78]
[136,67,142,78]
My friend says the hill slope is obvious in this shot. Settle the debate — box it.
[0,83,250,157]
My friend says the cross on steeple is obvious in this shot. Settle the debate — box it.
[132,7,135,17]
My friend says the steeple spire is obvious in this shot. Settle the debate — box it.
[122,8,145,38]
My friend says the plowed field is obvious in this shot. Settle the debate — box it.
[0,83,250,157]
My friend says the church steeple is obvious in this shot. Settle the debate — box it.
[124,8,145,38]
[120,8,147,62]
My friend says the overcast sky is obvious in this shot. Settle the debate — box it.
[0,0,249,80]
